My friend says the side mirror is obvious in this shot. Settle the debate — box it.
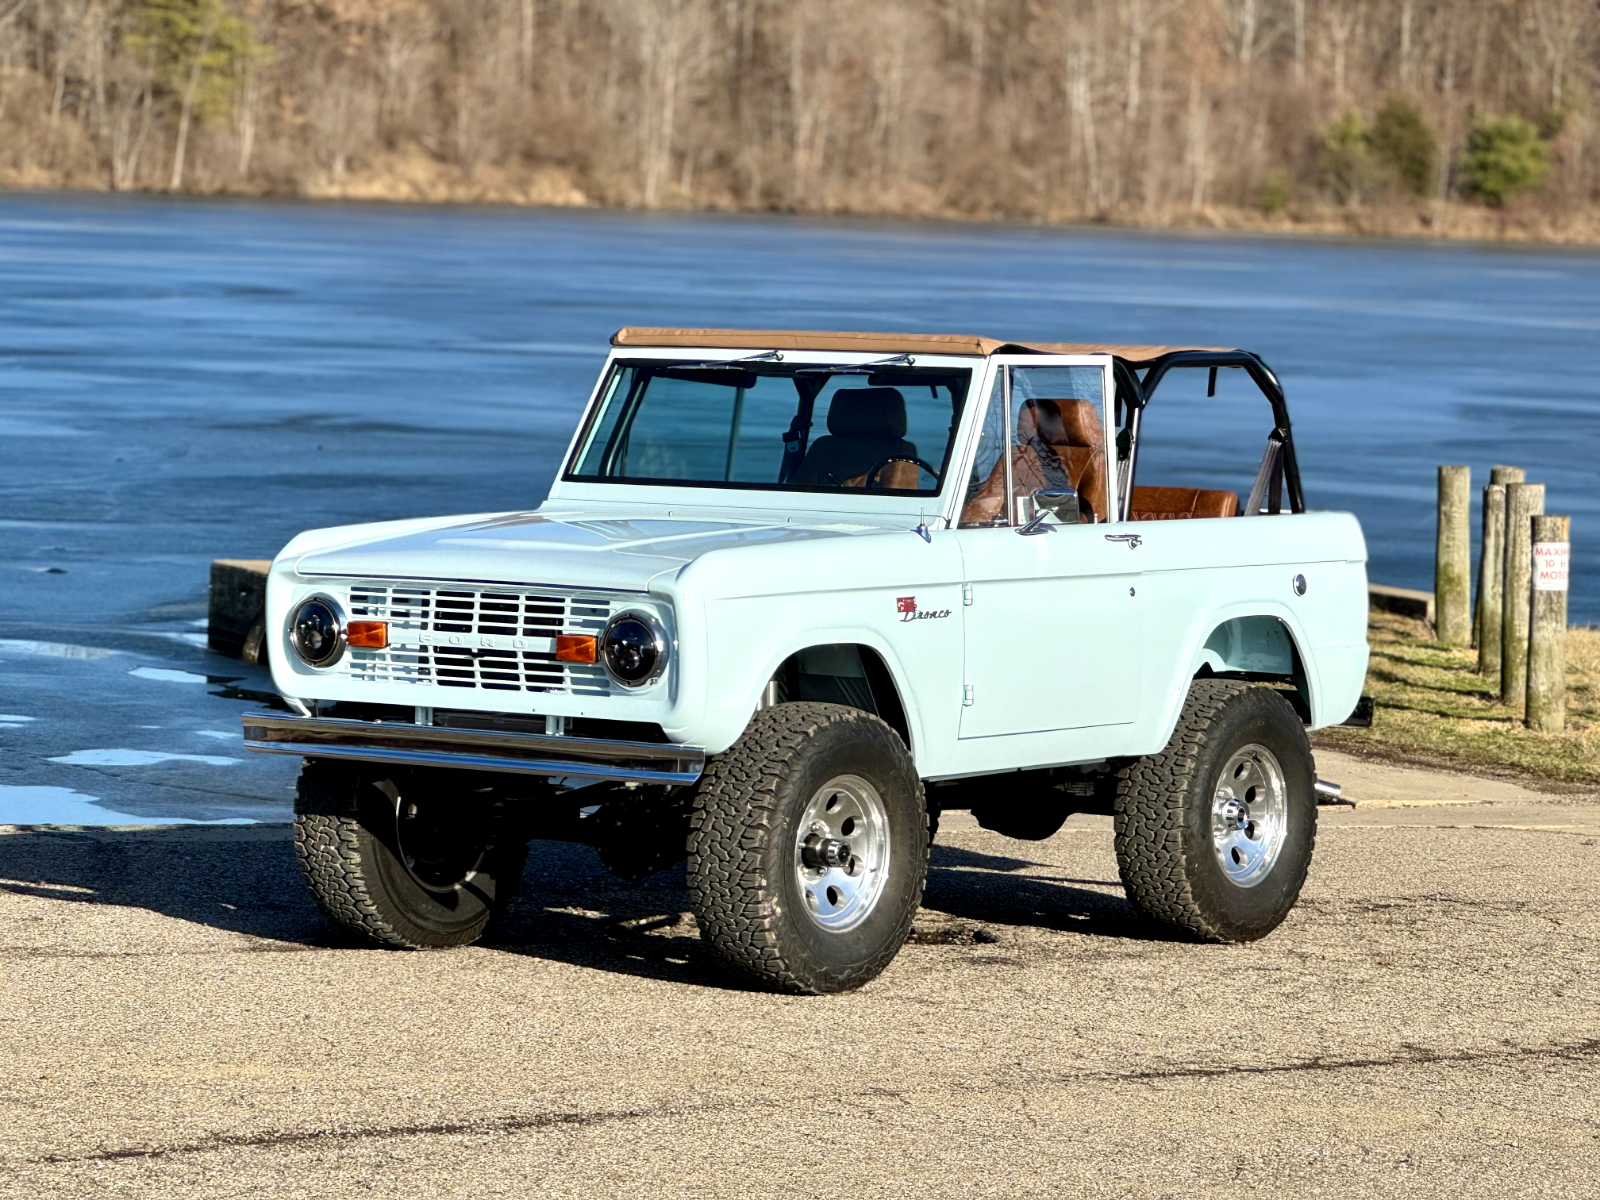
[1017,488,1080,535]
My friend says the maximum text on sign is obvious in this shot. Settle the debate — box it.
[1534,541,1570,592]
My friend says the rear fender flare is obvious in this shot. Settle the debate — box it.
[1153,604,1321,744]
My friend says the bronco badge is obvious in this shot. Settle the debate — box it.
[896,596,951,623]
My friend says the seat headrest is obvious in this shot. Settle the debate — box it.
[826,387,907,439]
[1018,398,1103,449]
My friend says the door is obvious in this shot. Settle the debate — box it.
[953,357,1143,738]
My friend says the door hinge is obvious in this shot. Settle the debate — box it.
[962,582,974,606]
[962,683,975,707]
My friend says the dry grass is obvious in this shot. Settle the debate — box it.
[1313,610,1600,787]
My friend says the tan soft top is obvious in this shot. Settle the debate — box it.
[612,327,1231,365]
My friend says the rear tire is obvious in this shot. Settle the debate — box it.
[687,703,929,994]
[1113,680,1316,942]
[293,759,528,949]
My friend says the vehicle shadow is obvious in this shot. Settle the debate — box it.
[482,843,724,988]
[0,825,1159,985]
[922,843,1154,941]
[0,824,730,988]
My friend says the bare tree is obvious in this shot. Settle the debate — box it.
[0,0,1596,226]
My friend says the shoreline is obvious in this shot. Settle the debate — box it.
[6,170,1600,249]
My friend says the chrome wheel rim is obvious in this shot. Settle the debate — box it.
[1211,744,1288,888]
[794,774,891,932]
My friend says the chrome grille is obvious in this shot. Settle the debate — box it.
[336,581,619,695]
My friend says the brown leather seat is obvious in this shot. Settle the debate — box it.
[960,398,1107,525]
[1129,486,1240,520]
[791,387,919,489]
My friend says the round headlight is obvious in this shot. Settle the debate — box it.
[289,595,346,669]
[601,613,666,688]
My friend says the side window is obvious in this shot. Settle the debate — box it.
[1009,365,1109,523]
[959,364,1110,526]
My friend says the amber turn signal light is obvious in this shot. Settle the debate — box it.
[556,634,597,663]
[346,620,388,649]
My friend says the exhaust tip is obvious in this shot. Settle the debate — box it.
[1314,779,1354,807]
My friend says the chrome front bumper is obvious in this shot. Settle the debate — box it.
[240,712,704,785]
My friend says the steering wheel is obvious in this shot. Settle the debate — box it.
[865,456,942,490]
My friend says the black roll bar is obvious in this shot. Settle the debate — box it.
[1133,350,1305,515]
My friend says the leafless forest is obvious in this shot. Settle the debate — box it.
[3,0,1598,237]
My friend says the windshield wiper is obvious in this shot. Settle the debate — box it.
[659,349,785,372]
[794,353,917,375]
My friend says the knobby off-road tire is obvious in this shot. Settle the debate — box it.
[687,703,930,994]
[293,759,529,949]
[1113,680,1317,943]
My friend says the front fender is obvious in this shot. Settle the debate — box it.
[658,534,965,761]
[686,615,948,762]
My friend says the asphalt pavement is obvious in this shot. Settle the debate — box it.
[2,752,1598,1199]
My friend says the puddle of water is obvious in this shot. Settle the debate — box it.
[127,666,208,684]
[0,784,255,826]
[0,639,119,659]
[48,749,242,767]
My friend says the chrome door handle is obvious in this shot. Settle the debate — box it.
[1104,533,1142,549]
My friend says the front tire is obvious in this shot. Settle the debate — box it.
[293,759,528,949]
[687,703,929,994]
[1113,680,1317,942]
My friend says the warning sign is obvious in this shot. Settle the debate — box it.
[1533,542,1570,592]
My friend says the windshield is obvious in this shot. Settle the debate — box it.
[565,359,971,494]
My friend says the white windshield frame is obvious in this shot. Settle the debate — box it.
[549,347,991,523]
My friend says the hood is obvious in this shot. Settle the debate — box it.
[292,510,866,592]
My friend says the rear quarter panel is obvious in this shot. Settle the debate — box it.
[1128,512,1369,756]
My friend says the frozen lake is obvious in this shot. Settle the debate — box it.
[2,192,1596,825]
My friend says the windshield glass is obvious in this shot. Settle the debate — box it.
[565,359,971,494]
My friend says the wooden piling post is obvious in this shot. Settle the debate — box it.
[1478,467,1529,659]
[1477,484,1506,675]
[1501,482,1545,706]
[1525,515,1571,732]
[1434,465,1472,646]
